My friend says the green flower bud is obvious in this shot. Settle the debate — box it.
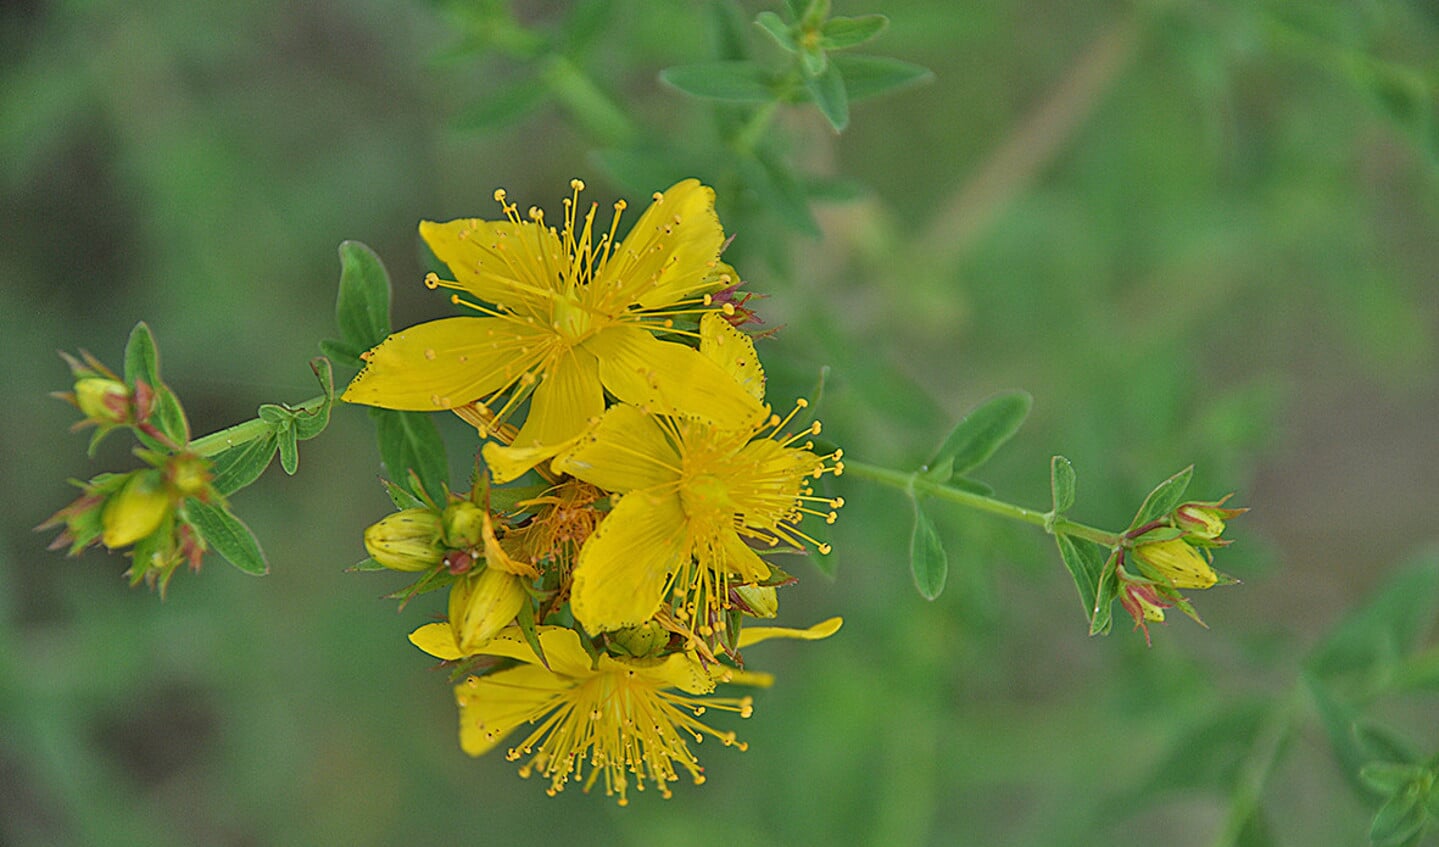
[74,377,130,424]
[102,470,171,548]
[442,501,487,550]
[364,508,445,572]
[608,620,669,658]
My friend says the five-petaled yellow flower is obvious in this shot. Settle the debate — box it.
[553,314,843,635]
[409,617,841,804]
[341,179,764,481]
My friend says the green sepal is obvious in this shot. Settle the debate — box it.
[1050,455,1076,514]
[515,599,549,671]
[806,60,849,131]
[660,61,775,102]
[488,482,553,516]
[754,11,796,52]
[1361,763,1428,795]
[922,390,1032,481]
[383,567,456,608]
[1129,526,1186,546]
[184,498,268,576]
[1055,534,1113,634]
[831,54,933,100]
[1128,465,1193,531]
[371,408,449,503]
[209,432,280,495]
[347,557,387,573]
[820,14,887,49]
[908,496,947,600]
[1370,782,1428,847]
[380,477,428,511]
[329,241,392,369]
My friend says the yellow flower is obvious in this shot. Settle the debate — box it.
[553,315,843,634]
[1131,537,1217,589]
[341,179,765,481]
[409,617,842,804]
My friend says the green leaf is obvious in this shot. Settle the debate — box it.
[372,408,449,502]
[831,54,933,100]
[1307,551,1439,689]
[1056,534,1112,634]
[347,557,387,573]
[799,43,827,78]
[947,476,995,497]
[333,241,392,358]
[820,14,887,49]
[806,60,849,131]
[1370,782,1428,847]
[453,79,548,133]
[1050,455,1076,514]
[1128,465,1194,529]
[516,599,549,670]
[908,497,948,600]
[660,61,775,102]
[185,498,268,576]
[922,390,1032,481]
[754,11,796,52]
[292,358,335,440]
[150,384,191,446]
[277,427,299,475]
[209,432,279,495]
[123,321,161,389]
[1360,763,1427,795]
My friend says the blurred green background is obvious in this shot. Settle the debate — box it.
[4,1,1439,845]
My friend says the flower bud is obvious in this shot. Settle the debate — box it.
[1118,580,1172,646]
[166,454,213,499]
[74,378,130,424]
[733,584,779,618]
[1132,538,1217,589]
[442,501,487,550]
[102,470,171,548]
[1173,497,1245,542]
[449,566,527,654]
[608,620,669,658]
[364,508,445,572]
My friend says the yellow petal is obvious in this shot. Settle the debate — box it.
[463,625,596,678]
[588,325,764,429]
[341,317,548,411]
[594,179,726,310]
[699,312,765,403]
[482,512,539,577]
[409,622,464,661]
[455,663,570,757]
[552,404,679,493]
[481,347,601,483]
[737,616,843,649]
[570,490,688,633]
[720,527,770,582]
[599,651,716,696]
[419,218,562,318]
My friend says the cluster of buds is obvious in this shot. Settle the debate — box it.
[1116,496,1246,644]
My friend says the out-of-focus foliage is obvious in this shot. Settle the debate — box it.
[4,0,1439,845]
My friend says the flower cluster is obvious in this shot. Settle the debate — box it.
[1116,496,1245,644]
[346,179,844,803]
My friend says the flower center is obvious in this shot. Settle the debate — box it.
[552,293,594,344]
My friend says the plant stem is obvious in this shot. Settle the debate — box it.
[843,459,1120,546]
[187,395,328,458]
[732,98,781,156]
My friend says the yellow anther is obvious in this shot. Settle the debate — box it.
[652,191,663,202]
[493,188,506,202]
[424,272,441,289]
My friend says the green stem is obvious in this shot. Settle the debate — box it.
[187,394,328,458]
[732,98,782,156]
[1210,685,1304,847]
[542,55,637,146]
[843,459,1120,546]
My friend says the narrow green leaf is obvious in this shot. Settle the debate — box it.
[820,14,888,49]
[1360,763,1426,795]
[1307,551,1439,689]
[209,432,279,495]
[278,428,299,475]
[516,600,549,670]
[806,61,849,131]
[1050,455,1076,514]
[947,476,995,497]
[799,43,827,78]
[1056,534,1110,633]
[923,390,1032,481]
[660,61,775,102]
[373,408,449,502]
[908,497,948,600]
[151,385,191,446]
[122,321,161,389]
[453,79,548,133]
[292,357,335,441]
[1370,783,1427,847]
[831,54,933,100]
[185,499,268,576]
[754,11,796,52]
[347,557,387,573]
[334,241,392,355]
[1128,465,1194,529]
